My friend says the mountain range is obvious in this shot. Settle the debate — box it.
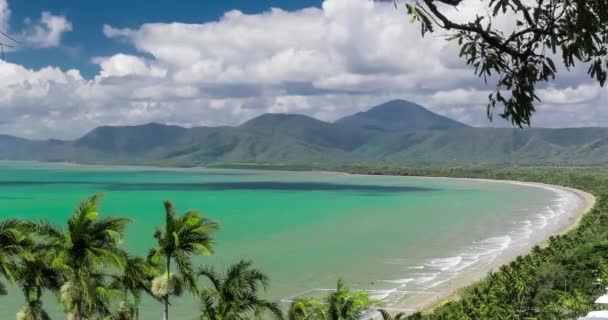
[3,99,608,166]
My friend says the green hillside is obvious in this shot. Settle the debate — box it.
[2,100,608,166]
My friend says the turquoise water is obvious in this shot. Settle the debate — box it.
[0,161,574,319]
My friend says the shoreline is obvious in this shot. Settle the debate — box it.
[385,177,596,314]
[2,161,597,314]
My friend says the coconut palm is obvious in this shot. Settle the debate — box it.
[326,279,375,320]
[48,194,131,320]
[288,280,375,320]
[108,255,156,320]
[60,272,121,319]
[14,248,62,320]
[148,200,219,320]
[378,310,407,320]
[197,259,283,320]
[288,297,326,320]
[0,218,31,294]
[150,271,186,320]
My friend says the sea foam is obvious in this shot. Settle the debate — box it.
[375,181,583,305]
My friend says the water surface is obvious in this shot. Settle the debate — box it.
[0,162,577,319]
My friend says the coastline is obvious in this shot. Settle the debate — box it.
[1,161,598,315]
[386,177,596,314]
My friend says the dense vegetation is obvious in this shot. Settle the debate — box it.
[7,100,608,166]
[335,166,608,319]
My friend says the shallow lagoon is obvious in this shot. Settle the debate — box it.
[0,162,578,319]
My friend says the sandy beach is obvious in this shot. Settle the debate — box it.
[387,178,596,314]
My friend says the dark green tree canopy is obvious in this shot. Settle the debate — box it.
[398,0,608,126]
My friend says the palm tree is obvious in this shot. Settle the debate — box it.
[326,279,375,320]
[14,248,62,320]
[0,219,31,294]
[59,272,120,319]
[48,194,131,320]
[148,200,219,320]
[288,297,326,320]
[378,310,407,320]
[288,280,375,320]
[150,271,186,320]
[197,259,283,320]
[108,255,156,320]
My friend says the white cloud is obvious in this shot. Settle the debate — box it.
[0,0,9,32]
[20,11,72,48]
[93,54,167,79]
[0,0,72,49]
[0,0,605,139]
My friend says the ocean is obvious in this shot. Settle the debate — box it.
[0,161,582,319]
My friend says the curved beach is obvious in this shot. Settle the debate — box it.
[386,178,596,314]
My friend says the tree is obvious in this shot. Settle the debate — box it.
[378,309,406,320]
[14,248,62,320]
[147,200,219,320]
[59,272,120,320]
[288,298,326,320]
[399,0,608,126]
[108,255,156,320]
[288,280,375,320]
[0,219,31,295]
[326,279,375,320]
[48,194,131,320]
[197,260,283,320]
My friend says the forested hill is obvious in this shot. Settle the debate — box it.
[3,99,608,166]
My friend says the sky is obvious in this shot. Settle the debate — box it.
[0,0,606,139]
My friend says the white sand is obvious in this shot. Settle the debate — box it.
[387,178,596,314]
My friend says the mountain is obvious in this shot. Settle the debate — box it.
[75,122,189,153]
[3,100,608,166]
[240,113,371,150]
[335,99,468,131]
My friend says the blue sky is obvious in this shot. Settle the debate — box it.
[0,0,604,138]
[7,0,321,77]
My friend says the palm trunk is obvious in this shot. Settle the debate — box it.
[163,297,169,320]
[164,256,171,320]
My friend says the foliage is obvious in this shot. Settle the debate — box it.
[46,193,131,320]
[14,248,62,320]
[288,297,326,320]
[0,219,31,293]
[328,165,608,319]
[147,200,219,320]
[400,0,608,126]
[288,279,376,320]
[108,255,157,320]
[198,259,283,320]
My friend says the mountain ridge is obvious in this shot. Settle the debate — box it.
[2,99,608,166]
[336,99,468,131]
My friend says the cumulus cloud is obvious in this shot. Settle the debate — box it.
[92,54,167,79]
[0,0,72,49]
[20,11,72,48]
[0,0,605,139]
